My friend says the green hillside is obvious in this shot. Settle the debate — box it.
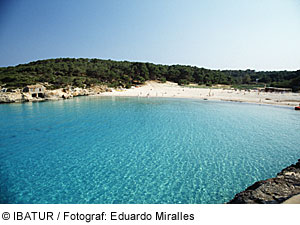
[0,58,299,91]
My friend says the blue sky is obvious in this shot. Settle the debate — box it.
[0,0,299,70]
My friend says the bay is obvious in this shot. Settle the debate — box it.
[0,97,299,203]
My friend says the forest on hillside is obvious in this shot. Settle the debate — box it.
[0,58,299,91]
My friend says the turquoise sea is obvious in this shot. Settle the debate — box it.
[0,97,299,204]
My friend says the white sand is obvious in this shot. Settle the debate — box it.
[99,81,300,107]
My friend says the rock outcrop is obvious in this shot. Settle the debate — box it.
[228,159,300,204]
[0,85,111,103]
[0,92,23,103]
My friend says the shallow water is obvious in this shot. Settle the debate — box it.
[0,97,299,203]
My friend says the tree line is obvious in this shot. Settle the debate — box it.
[0,58,299,91]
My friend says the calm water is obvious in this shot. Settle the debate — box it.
[0,97,299,204]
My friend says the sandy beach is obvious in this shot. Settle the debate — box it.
[99,81,300,107]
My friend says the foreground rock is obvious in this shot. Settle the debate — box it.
[228,159,300,204]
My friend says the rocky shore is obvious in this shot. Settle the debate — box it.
[228,159,300,204]
[0,85,111,103]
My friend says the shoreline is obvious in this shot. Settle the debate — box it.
[1,81,300,108]
[90,94,297,110]
[97,81,300,108]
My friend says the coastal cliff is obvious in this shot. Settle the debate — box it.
[228,159,300,204]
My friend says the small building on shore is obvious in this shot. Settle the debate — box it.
[23,85,46,98]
